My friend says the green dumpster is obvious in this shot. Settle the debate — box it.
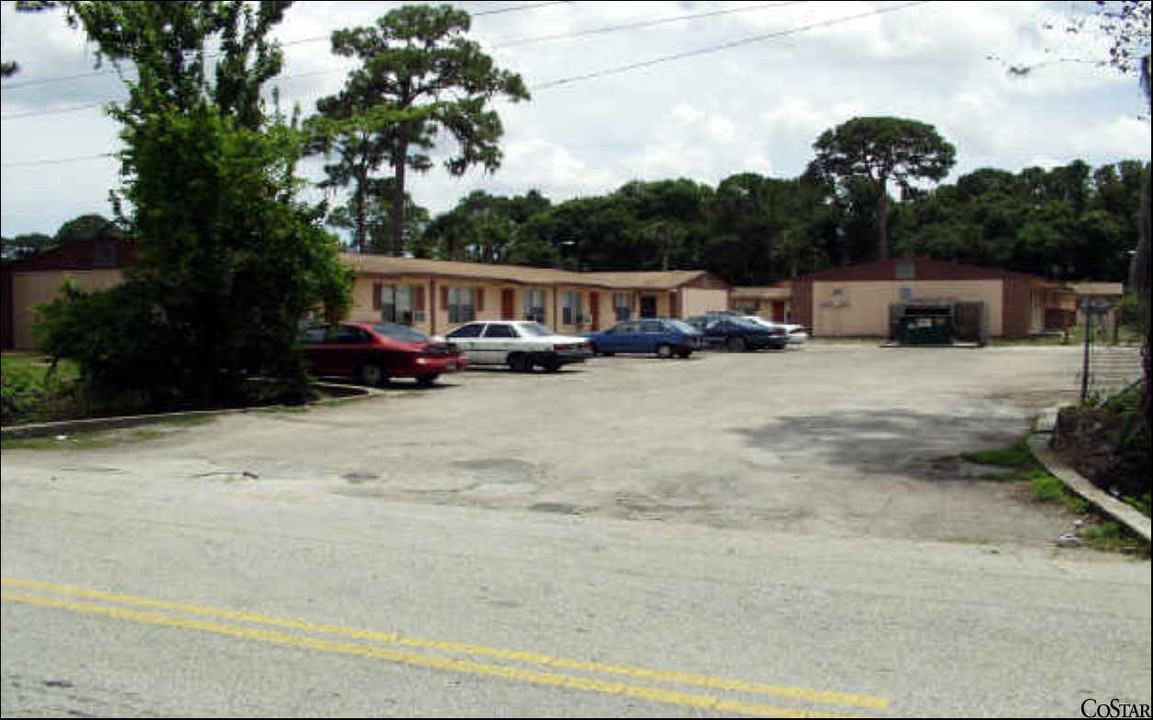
[898,305,953,345]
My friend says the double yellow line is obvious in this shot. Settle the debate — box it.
[2,577,888,718]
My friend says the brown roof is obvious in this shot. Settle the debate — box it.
[795,258,1060,284]
[581,270,718,290]
[342,253,716,290]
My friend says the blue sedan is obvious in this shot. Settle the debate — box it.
[584,318,704,358]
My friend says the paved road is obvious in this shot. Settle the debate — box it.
[2,344,1149,717]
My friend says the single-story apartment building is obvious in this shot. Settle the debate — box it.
[2,240,732,349]
[729,284,793,322]
[1,233,137,350]
[788,258,1080,339]
[343,254,731,337]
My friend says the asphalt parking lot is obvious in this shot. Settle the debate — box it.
[4,342,1150,718]
[7,341,1134,548]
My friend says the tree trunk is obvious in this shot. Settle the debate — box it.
[354,168,367,253]
[1132,159,1151,448]
[876,180,889,261]
[391,122,409,257]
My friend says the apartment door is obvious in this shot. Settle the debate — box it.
[640,295,657,318]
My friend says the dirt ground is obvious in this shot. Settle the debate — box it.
[4,342,1143,548]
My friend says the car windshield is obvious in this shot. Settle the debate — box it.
[668,320,698,333]
[518,322,555,337]
[373,323,429,343]
[298,327,327,344]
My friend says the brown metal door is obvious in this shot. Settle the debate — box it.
[501,289,515,320]
[589,291,600,330]
[955,302,983,342]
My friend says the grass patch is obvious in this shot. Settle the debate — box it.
[962,437,1040,469]
[2,354,83,425]
[253,404,312,414]
[1077,520,1149,555]
[1,414,216,451]
[1124,494,1151,517]
[963,435,1149,555]
[1027,468,1089,512]
[963,437,1082,509]
[2,356,341,427]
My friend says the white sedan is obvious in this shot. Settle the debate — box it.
[742,316,808,345]
[444,320,593,372]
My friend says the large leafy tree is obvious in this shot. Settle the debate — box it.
[1,233,55,260]
[54,213,120,243]
[810,117,956,261]
[306,105,405,253]
[326,178,429,254]
[313,5,529,256]
[38,1,351,406]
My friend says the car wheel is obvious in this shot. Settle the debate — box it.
[508,353,531,373]
[540,356,562,372]
[676,349,692,359]
[416,374,438,387]
[358,362,388,387]
[656,344,674,359]
[726,336,746,353]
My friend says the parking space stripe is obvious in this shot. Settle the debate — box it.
[2,577,888,715]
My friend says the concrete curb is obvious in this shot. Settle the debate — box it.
[1,382,381,441]
[1030,407,1151,544]
[879,341,984,349]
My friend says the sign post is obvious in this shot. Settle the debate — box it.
[1080,298,1114,405]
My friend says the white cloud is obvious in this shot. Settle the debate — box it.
[2,0,1150,236]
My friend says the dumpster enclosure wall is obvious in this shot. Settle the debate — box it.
[810,280,1003,337]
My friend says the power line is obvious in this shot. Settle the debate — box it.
[0,0,816,119]
[2,0,799,119]
[473,1,570,17]
[1,100,109,120]
[492,1,806,49]
[1,1,932,164]
[2,67,121,89]
[1,152,115,168]
[1,1,570,91]
[532,1,934,90]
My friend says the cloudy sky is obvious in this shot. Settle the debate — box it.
[1,0,1149,239]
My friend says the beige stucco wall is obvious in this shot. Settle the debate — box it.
[811,280,1004,337]
[681,288,729,318]
[11,269,126,349]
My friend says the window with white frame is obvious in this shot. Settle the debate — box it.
[381,285,415,325]
[522,289,545,322]
[447,287,475,324]
[613,292,632,321]
[562,291,582,325]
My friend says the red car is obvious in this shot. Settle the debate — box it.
[299,322,466,387]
